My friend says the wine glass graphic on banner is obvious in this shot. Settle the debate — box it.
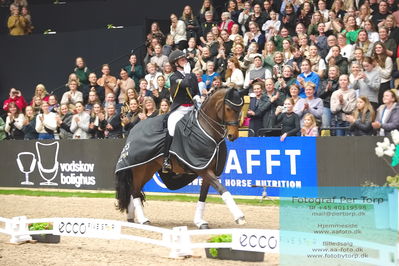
[16,152,37,185]
[35,142,59,186]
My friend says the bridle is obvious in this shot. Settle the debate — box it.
[199,89,243,138]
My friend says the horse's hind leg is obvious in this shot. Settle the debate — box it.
[202,170,246,225]
[131,166,152,224]
[194,180,210,229]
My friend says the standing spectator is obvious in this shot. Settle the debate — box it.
[85,91,99,111]
[289,84,301,105]
[342,15,360,44]
[308,45,326,79]
[124,54,145,91]
[294,82,323,126]
[219,12,234,34]
[202,61,220,90]
[140,97,158,119]
[275,98,301,141]
[170,13,187,50]
[373,41,393,105]
[70,102,90,139]
[318,65,340,131]
[74,57,90,86]
[61,79,83,110]
[347,96,375,136]
[152,76,171,108]
[296,59,320,98]
[330,75,357,136]
[224,57,244,89]
[372,90,399,136]
[181,5,200,41]
[243,55,271,90]
[103,92,121,112]
[377,27,396,58]
[144,63,163,91]
[88,103,107,139]
[116,68,135,105]
[5,102,24,140]
[259,78,285,133]
[56,104,73,139]
[163,62,174,89]
[184,37,200,69]
[3,88,27,112]
[150,44,169,71]
[281,3,297,36]
[226,0,240,23]
[105,103,122,139]
[352,57,381,110]
[7,4,26,36]
[262,10,281,40]
[121,98,142,134]
[238,1,251,34]
[372,0,390,28]
[246,82,265,136]
[364,20,380,43]
[137,79,152,105]
[200,11,218,44]
[35,101,58,140]
[21,6,33,34]
[97,64,117,96]
[245,3,267,33]
[312,23,328,58]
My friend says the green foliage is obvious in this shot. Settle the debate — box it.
[28,222,53,231]
[208,234,232,257]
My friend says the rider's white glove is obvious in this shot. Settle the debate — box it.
[183,62,191,74]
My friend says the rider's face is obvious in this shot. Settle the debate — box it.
[176,57,188,68]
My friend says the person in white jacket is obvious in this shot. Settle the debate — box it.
[35,101,58,140]
[224,57,244,89]
[330,75,357,136]
[170,13,187,50]
[70,101,90,139]
[5,102,24,139]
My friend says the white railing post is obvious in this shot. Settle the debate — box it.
[9,216,32,244]
[168,226,193,258]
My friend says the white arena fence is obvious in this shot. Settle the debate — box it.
[0,216,397,264]
[0,216,279,258]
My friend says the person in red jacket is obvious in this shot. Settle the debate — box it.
[3,88,28,112]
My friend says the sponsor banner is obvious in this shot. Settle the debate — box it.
[1,139,122,190]
[144,137,317,196]
[53,218,121,239]
[232,229,279,253]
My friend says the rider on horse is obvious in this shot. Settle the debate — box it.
[162,50,200,173]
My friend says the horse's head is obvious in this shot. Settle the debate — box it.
[221,88,244,141]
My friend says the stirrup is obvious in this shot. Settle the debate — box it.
[162,158,172,173]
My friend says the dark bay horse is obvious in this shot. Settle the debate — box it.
[115,88,246,228]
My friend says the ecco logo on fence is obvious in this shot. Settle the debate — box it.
[232,229,279,253]
[53,218,121,239]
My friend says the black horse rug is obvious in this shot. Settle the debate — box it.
[115,111,227,190]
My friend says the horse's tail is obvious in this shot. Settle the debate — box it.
[115,169,145,213]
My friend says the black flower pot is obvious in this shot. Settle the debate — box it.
[205,248,264,262]
[31,234,61,244]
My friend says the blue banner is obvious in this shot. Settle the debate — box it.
[143,137,318,196]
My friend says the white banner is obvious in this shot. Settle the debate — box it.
[53,218,121,239]
[232,229,279,253]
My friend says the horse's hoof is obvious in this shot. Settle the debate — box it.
[235,217,246,225]
[127,219,134,223]
[199,223,209,229]
[142,220,151,225]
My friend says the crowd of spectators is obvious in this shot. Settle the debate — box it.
[2,0,399,141]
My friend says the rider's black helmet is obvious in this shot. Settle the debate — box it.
[168,50,186,65]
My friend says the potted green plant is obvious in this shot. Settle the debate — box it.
[205,234,264,262]
[29,222,60,243]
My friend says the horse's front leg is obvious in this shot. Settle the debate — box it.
[203,171,246,225]
[194,179,210,229]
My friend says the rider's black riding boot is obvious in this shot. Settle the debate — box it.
[162,133,173,173]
